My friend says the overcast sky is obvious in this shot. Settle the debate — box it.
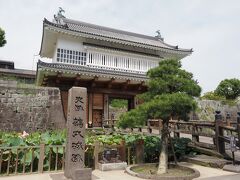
[0,0,239,93]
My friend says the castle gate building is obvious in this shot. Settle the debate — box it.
[36,12,192,127]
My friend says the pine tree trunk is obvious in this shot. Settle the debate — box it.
[157,121,169,174]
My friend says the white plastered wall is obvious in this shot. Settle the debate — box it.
[53,35,86,63]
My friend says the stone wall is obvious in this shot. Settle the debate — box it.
[1,79,239,132]
[194,99,240,121]
[0,81,66,132]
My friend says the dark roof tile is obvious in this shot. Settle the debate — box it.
[44,18,192,53]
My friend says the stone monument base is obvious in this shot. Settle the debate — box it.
[223,164,240,173]
[73,168,92,180]
[50,169,96,180]
[98,162,127,171]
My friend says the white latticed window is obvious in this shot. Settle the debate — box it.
[56,48,87,65]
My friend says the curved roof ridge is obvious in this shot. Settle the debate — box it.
[63,18,159,41]
[63,18,192,52]
[43,18,192,53]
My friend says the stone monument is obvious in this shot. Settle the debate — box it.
[64,87,92,180]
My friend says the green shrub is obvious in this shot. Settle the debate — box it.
[109,99,128,108]
[0,130,197,172]
[201,91,225,101]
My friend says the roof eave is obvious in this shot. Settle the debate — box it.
[39,19,46,57]
[44,21,192,56]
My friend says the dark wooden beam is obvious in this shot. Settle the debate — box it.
[122,79,130,90]
[74,74,81,86]
[88,87,139,96]
[40,75,147,93]
[108,78,115,88]
[56,72,63,84]
[91,76,98,87]
[138,81,145,91]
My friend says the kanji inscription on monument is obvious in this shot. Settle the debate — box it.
[64,87,91,180]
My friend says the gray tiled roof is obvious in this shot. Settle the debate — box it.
[44,18,192,53]
[37,60,148,82]
[0,68,36,77]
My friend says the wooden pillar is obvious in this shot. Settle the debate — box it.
[237,112,240,148]
[215,111,225,154]
[103,94,109,125]
[88,93,93,128]
[60,90,69,120]
[127,99,131,111]
[135,139,144,164]
[128,97,135,111]
[133,96,138,108]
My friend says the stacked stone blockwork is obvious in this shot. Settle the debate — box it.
[0,81,65,132]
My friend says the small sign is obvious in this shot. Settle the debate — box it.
[230,136,237,152]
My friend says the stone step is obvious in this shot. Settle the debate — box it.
[188,143,223,158]
[185,155,231,169]
[193,141,216,150]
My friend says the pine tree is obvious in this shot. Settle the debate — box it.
[0,27,7,47]
[118,59,201,174]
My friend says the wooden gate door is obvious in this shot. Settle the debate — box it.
[93,110,102,127]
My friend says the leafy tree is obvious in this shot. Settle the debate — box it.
[0,27,7,47]
[215,78,240,100]
[117,105,147,128]
[201,91,225,101]
[118,59,201,174]
[110,99,128,108]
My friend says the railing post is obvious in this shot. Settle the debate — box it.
[135,139,144,164]
[215,111,225,154]
[0,149,2,174]
[111,119,115,131]
[38,143,45,173]
[127,147,131,165]
[117,140,126,162]
[138,127,142,132]
[226,112,231,127]
[192,124,199,143]
[174,123,180,138]
[93,142,100,170]
[147,120,152,134]
[159,119,162,135]
[237,112,240,148]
